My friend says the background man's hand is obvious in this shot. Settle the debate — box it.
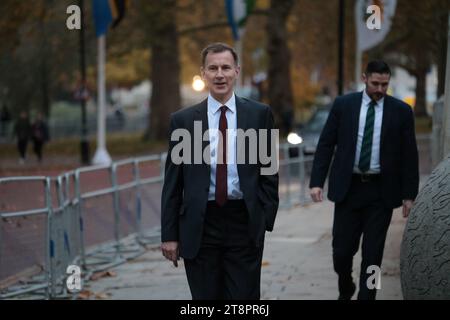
[402,199,414,218]
[161,241,180,267]
[310,187,323,202]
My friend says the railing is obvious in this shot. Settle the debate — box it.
[0,154,165,299]
[0,144,313,299]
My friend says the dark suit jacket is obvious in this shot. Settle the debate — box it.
[310,92,419,209]
[161,96,279,259]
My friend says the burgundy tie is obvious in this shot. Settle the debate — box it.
[215,106,228,206]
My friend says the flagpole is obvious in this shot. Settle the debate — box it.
[337,0,345,95]
[235,37,243,93]
[93,34,111,165]
[442,12,450,158]
[354,0,362,92]
[355,47,362,91]
[78,0,90,165]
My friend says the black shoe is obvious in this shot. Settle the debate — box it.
[338,282,356,300]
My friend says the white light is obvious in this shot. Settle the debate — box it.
[192,76,205,92]
[287,132,303,145]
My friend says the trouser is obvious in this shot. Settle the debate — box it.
[33,140,44,161]
[184,200,264,300]
[332,174,393,300]
[17,139,28,159]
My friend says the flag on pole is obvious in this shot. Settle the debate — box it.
[91,0,129,165]
[225,0,255,40]
[92,0,129,37]
[355,0,397,52]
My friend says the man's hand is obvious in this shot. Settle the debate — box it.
[161,241,180,267]
[402,199,414,218]
[310,187,323,202]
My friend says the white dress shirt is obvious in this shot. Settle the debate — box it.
[207,93,243,200]
[353,90,384,174]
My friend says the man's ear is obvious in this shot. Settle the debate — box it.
[362,73,367,83]
[235,65,241,77]
[200,66,205,80]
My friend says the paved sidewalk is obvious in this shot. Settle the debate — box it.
[86,200,406,300]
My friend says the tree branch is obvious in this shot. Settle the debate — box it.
[178,21,230,36]
[177,8,269,37]
[250,8,269,16]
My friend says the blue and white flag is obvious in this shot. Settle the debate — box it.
[225,0,255,40]
[92,0,129,37]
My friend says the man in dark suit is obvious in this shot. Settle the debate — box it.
[310,60,419,300]
[161,43,279,300]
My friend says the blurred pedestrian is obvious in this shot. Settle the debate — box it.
[309,60,419,300]
[13,111,31,164]
[0,103,11,137]
[31,112,49,162]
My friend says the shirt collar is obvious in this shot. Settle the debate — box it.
[362,90,384,107]
[208,93,236,114]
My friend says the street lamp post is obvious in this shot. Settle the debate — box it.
[338,0,345,96]
[443,11,450,158]
[79,0,90,165]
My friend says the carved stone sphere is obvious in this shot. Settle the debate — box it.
[400,154,450,299]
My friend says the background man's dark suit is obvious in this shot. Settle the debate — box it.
[161,96,279,299]
[310,91,419,299]
[311,92,419,208]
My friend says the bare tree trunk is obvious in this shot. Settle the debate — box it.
[147,36,181,141]
[437,11,448,99]
[266,0,295,136]
[414,50,429,117]
[41,60,51,118]
[142,1,181,141]
[39,0,51,118]
[414,69,428,117]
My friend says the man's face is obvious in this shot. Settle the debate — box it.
[201,50,240,103]
[363,72,390,101]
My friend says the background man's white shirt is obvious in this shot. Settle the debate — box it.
[353,90,384,174]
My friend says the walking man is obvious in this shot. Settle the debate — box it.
[13,111,31,164]
[161,43,279,300]
[31,112,50,162]
[310,60,419,300]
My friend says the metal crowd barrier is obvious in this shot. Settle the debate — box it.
[0,176,53,298]
[0,153,165,299]
[0,145,312,299]
[278,143,315,208]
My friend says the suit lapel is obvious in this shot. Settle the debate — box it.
[194,98,209,149]
[235,96,248,131]
[380,95,392,154]
[194,99,210,183]
[235,96,248,181]
[351,92,363,152]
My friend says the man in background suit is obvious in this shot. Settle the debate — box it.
[310,60,419,300]
[161,43,279,300]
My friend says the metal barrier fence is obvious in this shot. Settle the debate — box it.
[0,154,165,299]
[0,144,313,299]
[278,144,315,208]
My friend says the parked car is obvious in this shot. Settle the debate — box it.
[288,104,332,157]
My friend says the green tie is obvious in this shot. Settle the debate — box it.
[358,100,377,173]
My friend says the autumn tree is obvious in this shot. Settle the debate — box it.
[372,0,450,117]
[0,0,89,118]
[266,0,295,136]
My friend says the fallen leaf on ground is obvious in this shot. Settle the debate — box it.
[90,270,117,281]
[77,290,93,299]
[95,292,111,299]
